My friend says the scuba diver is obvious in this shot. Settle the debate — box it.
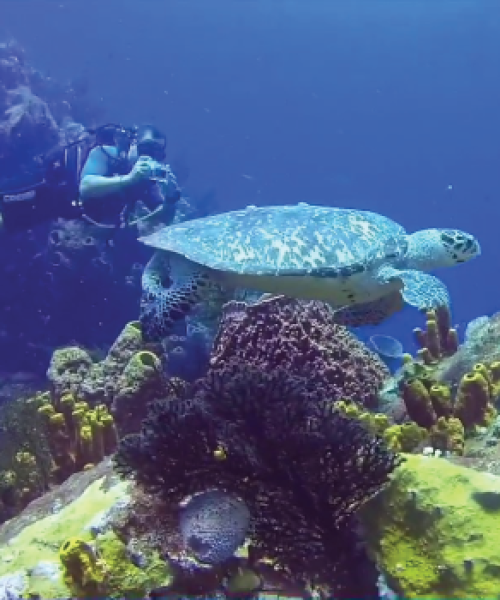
[0,123,181,232]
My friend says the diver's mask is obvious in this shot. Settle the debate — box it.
[114,127,137,156]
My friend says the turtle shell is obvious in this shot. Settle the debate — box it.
[139,204,408,277]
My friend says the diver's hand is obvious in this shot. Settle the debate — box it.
[123,157,153,186]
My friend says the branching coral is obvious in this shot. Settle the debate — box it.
[114,364,401,599]
[210,296,389,408]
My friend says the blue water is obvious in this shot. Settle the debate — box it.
[2,0,499,355]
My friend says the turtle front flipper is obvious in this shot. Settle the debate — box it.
[377,266,451,311]
[332,290,404,327]
[396,269,450,310]
[140,251,216,342]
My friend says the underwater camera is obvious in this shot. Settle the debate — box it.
[145,158,168,181]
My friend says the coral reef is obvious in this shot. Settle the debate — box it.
[360,453,500,599]
[37,394,118,482]
[114,361,400,599]
[377,308,500,456]
[210,296,390,408]
[0,388,119,527]
[397,363,497,453]
[434,311,500,389]
[0,321,178,527]
[47,320,168,435]
[0,396,53,522]
[0,461,172,599]
[334,399,429,454]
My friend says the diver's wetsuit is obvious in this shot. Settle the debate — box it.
[0,143,87,231]
[80,145,181,227]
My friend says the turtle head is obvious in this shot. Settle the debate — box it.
[406,228,481,271]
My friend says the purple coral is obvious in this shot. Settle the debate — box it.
[210,296,389,408]
[114,363,400,598]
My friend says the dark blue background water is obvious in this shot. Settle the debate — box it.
[2,0,499,353]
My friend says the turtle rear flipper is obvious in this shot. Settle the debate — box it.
[332,290,404,327]
[140,251,215,341]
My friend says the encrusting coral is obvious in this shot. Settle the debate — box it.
[114,360,401,599]
[360,453,500,599]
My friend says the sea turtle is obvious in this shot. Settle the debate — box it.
[138,203,480,341]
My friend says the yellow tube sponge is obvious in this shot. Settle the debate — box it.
[382,423,427,453]
[488,360,500,383]
[429,383,452,418]
[454,371,495,429]
[413,306,458,362]
[95,404,118,455]
[360,454,500,599]
[59,537,107,596]
[446,327,459,355]
[333,400,389,436]
[472,362,491,386]
[424,313,441,360]
[401,378,436,428]
[78,425,94,468]
[429,416,465,455]
[113,350,165,435]
[488,360,500,398]
[106,320,143,363]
